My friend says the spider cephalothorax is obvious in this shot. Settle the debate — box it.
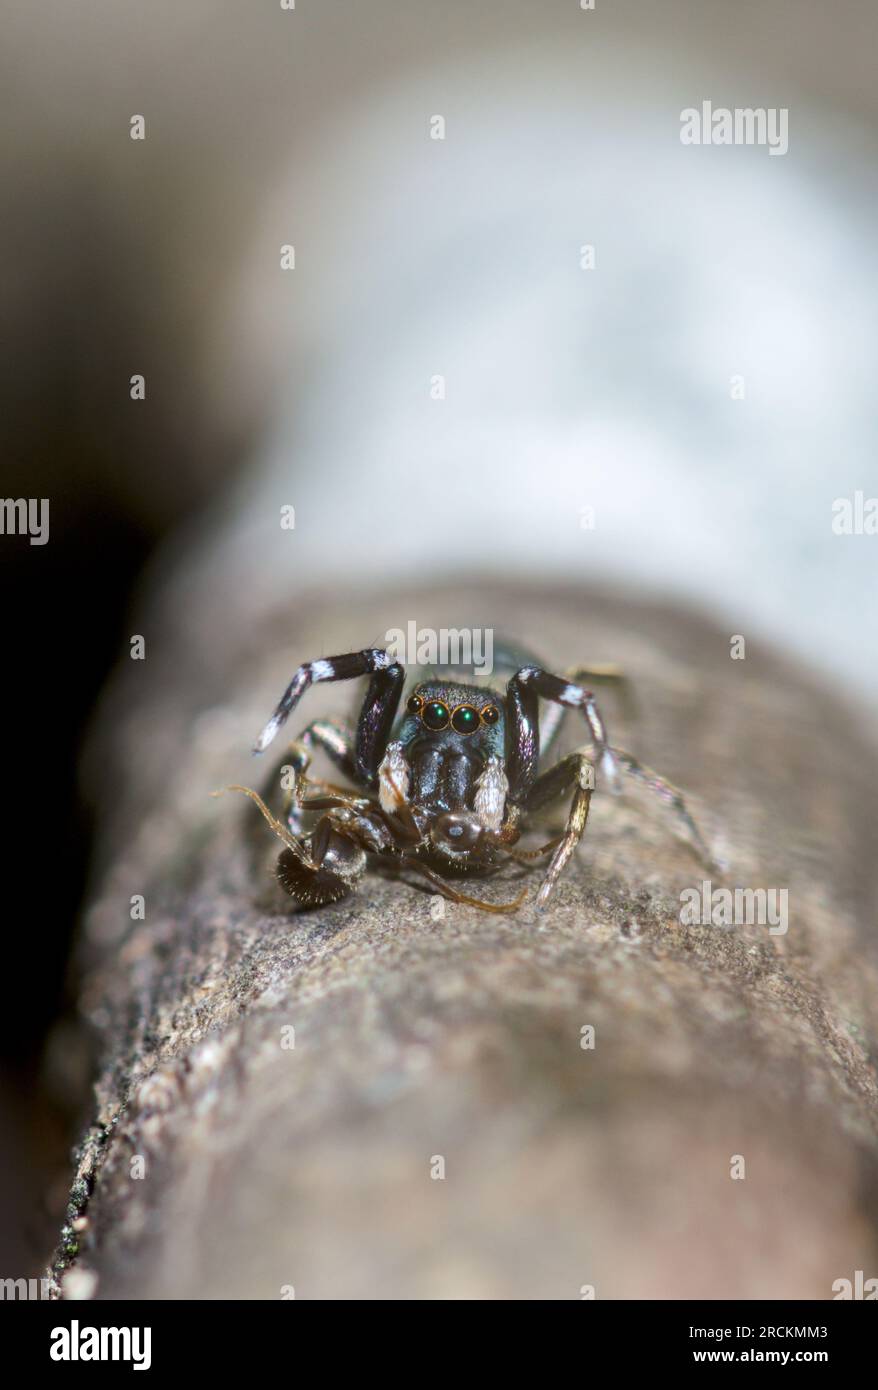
[222,641,715,913]
[388,681,508,856]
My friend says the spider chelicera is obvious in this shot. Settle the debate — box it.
[223,641,715,913]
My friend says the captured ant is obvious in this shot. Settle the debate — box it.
[221,641,715,913]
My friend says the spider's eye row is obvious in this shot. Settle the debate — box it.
[410,697,501,733]
[451,705,479,735]
[422,700,450,730]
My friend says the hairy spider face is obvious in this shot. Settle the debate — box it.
[401,682,504,749]
[396,681,504,818]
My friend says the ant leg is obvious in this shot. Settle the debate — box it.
[402,857,528,914]
[612,747,718,870]
[506,665,617,808]
[523,753,595,910]
[254,648,405,788]
[213,784,317,868]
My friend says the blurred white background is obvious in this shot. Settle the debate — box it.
[4,0,877,697]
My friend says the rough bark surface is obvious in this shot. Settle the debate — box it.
[51,584,878,1299]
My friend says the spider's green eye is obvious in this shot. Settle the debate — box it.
[422,700,449,730]
[451,705,479,735]
[481,704,500,726]
[406,693,424,714]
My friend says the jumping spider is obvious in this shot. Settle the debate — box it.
[224,641,715,913]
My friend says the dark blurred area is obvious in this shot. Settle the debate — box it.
[0,0,311,1271]
[0,123,262,1273]
[0,209,248,1272]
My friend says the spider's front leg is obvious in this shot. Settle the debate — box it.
[254,648,405,786]
[501,664,614,908]
[538,662,636,755]
[505,664,618,806]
